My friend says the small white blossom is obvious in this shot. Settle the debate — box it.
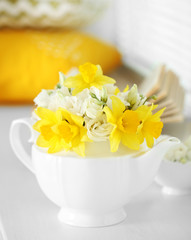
[89,86,102,100]
[34,86,70,110]
[174,144,188,162]
[166,143,188,162]
[117,84,147,110]
[34,89,51,108]
[48,91,67,111]
[86,98,103,119]
[86,113,113,142]
[165,137,191,164]
[86,86,108,119]
[117,91,130,107]
[61,89,90,116]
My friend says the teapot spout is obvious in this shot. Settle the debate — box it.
[153,136,180,157]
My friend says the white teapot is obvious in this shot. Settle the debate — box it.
[10,118,179,227]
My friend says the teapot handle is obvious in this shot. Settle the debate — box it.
[10,118,35,174]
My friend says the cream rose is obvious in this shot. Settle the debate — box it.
[86,114,113,142]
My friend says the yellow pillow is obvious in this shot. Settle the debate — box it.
[0,29,121,103]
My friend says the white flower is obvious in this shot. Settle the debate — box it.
[165,143,188,162]
[86,113,113,142]
[34,85,71,110]
[165,135,191,163]
[174,144,188,162]
[61,88,90,116]
[86,86,108,119]
[117,84,146,110]
[33,89,51,108]
[48,91,67,111]
[86,98,103,119]
[117,91,130,108]
[89,86,102,100]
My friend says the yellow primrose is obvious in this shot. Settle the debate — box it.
[33,107,90,156]
[63,62,116,95]
[104,96,141,152]
[135,105,165,148]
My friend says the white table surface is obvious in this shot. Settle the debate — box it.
[0,106,191,240]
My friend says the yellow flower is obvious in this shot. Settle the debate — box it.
[136,105,165,148]
[63,62,116,95]
[33,107,90,156]
[104,96,141,152]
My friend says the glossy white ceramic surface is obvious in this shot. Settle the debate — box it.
[155,159,191,195]
[155,121,191,195]
[10,118,179,227]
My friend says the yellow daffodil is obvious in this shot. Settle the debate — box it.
[63,62,116,95]
[104,96,141,152]
[136,105,165,148]
[33,107,90,156]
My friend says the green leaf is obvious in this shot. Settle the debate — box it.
[90,92,97,99]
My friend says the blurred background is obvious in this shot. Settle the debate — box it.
[0,0,191,120]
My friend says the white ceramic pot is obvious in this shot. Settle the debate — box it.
[155,121,191,195]
[10,118,179,227]
[155,158,191,195]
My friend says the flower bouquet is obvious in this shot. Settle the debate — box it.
[33,62,165,156]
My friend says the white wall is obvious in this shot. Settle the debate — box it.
[115,0,191,91]
[82,0,115,43]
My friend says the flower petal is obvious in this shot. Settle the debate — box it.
[55,109,63,122]
[70,113,84,127]
[143,121,163,139]
[95,75,116,87]
[36,135,50,148]
[121,133,140,150]
[150,107,166,122]
[123,84,129,92]
[103,106,116,124]
[33,119,50,132]
[63,75,83,88]
[73,142,85,157]
[114,87,120,95]
[136,105,152,121]
[35,107,57,123]
[96,64,103,75]
[48,136,63,153]
[80,127,92,142]
[60,108,73,123]
[110,96,125,119]
[145,134,155,148]
[109,128,121,152]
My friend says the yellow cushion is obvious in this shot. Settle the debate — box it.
[0,29,121,103]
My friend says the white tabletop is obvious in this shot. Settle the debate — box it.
[0,106,191,240]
